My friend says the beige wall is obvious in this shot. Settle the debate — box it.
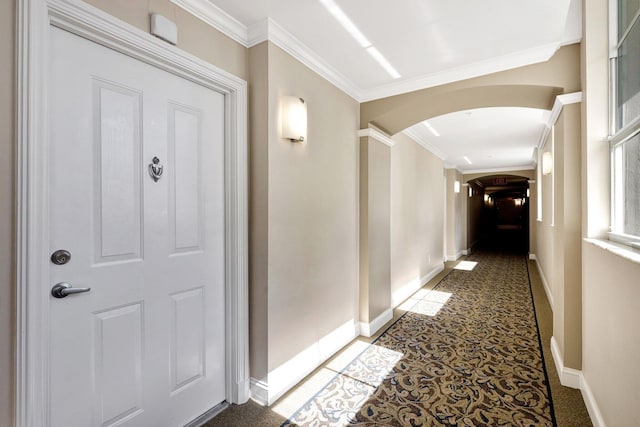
[559,104,582,369]
[583,243,640,426]
[445,169,464,259]
[248,42,269,382]
[249,42,360,398]
[0,0,15,425]
[390,133,444,306]
[535,105,583,371]
[581,0,610,239]
[83,0,248,79]
[579,0,640,423]
[465,182,483,251]
[536,131,556,293]
[360,137,391,322]
[528,104,584,384]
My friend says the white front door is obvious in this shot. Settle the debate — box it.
[48,27,226,427]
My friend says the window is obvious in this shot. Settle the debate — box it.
[610,0,640,245]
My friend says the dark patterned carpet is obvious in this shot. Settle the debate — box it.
[283,251,555,426]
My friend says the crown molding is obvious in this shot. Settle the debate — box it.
[170,0,248,46]
[262,19,361,100]
[358,128,395,147]
[538,91,582,148]
[402,128,448,160]
[170,1,362,100]
[246,18,267,47]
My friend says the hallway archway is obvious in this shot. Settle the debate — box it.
[360,44,580,135]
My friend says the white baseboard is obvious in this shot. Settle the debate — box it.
[359,308,393,338]
[249,378,269,406]
[533,257,554,311]
[550,336,581,389]
[580,375,607,427]
[446,251,464,261]
[551,337,606,427]
[529,253,537,260]
[462,249,469,255]
[549,337,607,426]
[390,263,445,308]
[264,319,358,405]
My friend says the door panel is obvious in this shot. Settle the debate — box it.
[93,80,143,263]
[49,26,226,427]
[170,287,205,393]
[93,303,144,426]
[169,104,203,254]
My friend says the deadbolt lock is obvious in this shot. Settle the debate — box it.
[51,249,71,265]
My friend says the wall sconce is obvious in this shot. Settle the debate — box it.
[468,186,473,198]
[280,96,307,142]
[526,188,530,198]
[542,151,553,175]
[454,180,460,193]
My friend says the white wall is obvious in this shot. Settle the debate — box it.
[390,133,444,307]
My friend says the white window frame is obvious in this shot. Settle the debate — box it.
[608,0,640,248]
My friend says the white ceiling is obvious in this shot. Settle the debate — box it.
[175,0,582,172]
[404,108,550,173]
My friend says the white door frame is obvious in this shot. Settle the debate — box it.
[15,0,250,425]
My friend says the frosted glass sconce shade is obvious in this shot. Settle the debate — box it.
[454,180,460,193]
[542,151,553,175]
[281,96,307,142]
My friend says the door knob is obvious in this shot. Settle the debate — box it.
[51,282,91,299]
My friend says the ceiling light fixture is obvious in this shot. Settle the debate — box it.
[318,0,370,48]
[463,156,472,165]
[365,47,401,79]
[423,121,440,137]
[319,0,401,79]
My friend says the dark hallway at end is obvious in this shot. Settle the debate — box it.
[467,175,530,254]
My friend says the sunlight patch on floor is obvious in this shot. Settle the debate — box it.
[325,339,370,372]
[454,260,478,271]
[272,343,403,424]
[398,289,452,316]
[271,367,337,419]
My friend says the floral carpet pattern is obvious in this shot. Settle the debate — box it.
[284,251,555,426]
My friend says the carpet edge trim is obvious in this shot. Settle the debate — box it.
[525,256,558,427]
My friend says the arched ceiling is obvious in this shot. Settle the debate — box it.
[404,107,549,172]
